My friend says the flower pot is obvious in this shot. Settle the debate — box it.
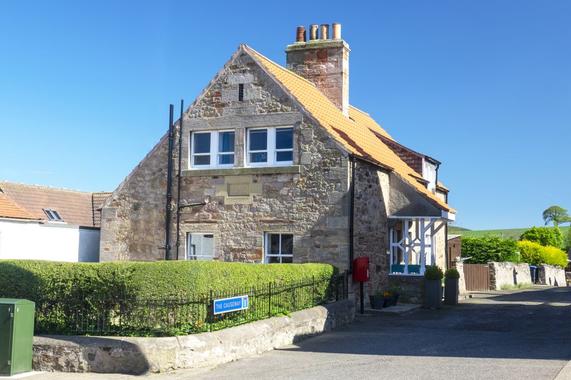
[369,295,384,309]
[444,278,459,305]
[424,279,442,309]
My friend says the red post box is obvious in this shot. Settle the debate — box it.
[352,256,370,282]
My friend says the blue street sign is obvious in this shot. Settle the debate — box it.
[213,295,249,315]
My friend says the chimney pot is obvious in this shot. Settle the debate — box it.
[309,24,319,40]
[296,26,306,43]
[320,24,329,40]
[332,23,342,40]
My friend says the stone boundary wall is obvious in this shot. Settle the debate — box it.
[33,299,354,375]
[489,262,532,290]
[388,275,424,304]
[538,265,566,287]
[455,261,467,295]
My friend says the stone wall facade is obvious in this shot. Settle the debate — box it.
[99,46,451,299]
[538,264,566,287]
[489,262,532,290]
[353,160,390,298]
[100,50,352,271]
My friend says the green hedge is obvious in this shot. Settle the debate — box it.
[0,260,337,336]
[519,227,564,249]
[460,236,521,264]
[517,241,568,268]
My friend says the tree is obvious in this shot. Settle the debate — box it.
[520,226,564,248]
[542,206,569,227]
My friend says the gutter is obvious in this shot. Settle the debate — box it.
[165,104,175,260]
[175,100,184,260]
[348,155,355,273]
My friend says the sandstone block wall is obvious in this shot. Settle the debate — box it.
[489,262,532,290]
[33,299,354,374]
[538,265,566,287]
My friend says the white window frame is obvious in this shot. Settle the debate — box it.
[190,130,235,169]
[186,233,215,261]
[264,232,294,264]
[246,126,293,167]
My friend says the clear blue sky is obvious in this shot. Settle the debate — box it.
[1,1,569,230]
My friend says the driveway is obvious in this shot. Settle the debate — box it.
[27,286,571,380]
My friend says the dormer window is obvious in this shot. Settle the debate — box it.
[190,130,235,168]
[247,127,293,167]
[43,208,63,221]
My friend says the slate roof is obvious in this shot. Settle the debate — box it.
[0,182,110,227]
[244,45,454,213]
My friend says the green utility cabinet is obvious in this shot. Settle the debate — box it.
[0,299,35,376]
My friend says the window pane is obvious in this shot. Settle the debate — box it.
[250,152,267,163]
[218,154,234,165]
[276,128,293,149]
[194,155,210,165]
[193,133,211,154]
[276,151,293,162]
[268,256,280,264]
[281,234,293,255]
[249,129,267,151]
[269,234,280,255]
[281,256,293,264]
[219,131,235,153]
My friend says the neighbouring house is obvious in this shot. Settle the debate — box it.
[0,182,109,262]
[100,23,456,297]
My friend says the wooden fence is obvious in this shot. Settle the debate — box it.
[463,264,491,291]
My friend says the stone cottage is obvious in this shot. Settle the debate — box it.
[99,23,456,294]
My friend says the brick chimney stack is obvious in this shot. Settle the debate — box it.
[286,23,350,116]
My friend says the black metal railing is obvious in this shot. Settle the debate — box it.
[35,272,348,336]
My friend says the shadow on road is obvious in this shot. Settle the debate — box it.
[277,287,571,361]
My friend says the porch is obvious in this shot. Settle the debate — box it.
[388,216,448,276]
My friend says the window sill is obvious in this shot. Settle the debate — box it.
[182,165,301,177]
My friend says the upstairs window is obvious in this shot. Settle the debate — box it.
[43,209,63,221]
[191,130,235,168]
[247,127,293,167]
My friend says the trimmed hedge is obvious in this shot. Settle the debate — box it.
[460,236,521,264]
[519,227,564,249]
[0,260,337,336]
[517,240,568,268]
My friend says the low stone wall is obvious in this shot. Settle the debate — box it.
[33,299,354,374]
[489,262,532,290]
[388,274,424,304]
[455,261,468,295]
[538,265,567,287]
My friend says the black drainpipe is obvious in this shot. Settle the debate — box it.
[175,100,184,260]
[164,104,175,260]
[349,155,356,273]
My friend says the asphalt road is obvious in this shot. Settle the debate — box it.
[25,286,571,380]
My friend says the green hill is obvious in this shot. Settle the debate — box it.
[449,226,570,240]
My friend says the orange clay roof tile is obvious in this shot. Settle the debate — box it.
[0,192,37,220]
[245,45,454,213]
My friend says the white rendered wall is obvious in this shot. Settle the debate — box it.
[0,220,100,262]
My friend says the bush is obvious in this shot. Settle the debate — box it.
[517,240,568,268]
[517,240,543,266]
[444,268,460,279]
[0,260,337,336]
[424,265,443,281]
[520,227,564,249]
[461,236,520,264]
